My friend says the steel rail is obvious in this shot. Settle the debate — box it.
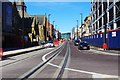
[16,42,66,80]
[56,42,70,79]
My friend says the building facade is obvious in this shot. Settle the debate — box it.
[0,1,2,48]
[82,16,91,37]
[84,0,120,49]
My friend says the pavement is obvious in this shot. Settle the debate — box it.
[2,45,44,58]
[90,46,120,56]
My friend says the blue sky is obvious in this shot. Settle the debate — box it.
[25,2,91,33]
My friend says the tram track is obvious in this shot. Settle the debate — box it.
[56,42,70,79]
[16,42,66,80]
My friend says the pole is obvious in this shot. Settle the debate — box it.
[77,20,78,40]
[53,21,55,27]
[45,13,47,42]
[22,4,24,48]
[80,13,83,26]
[53,21,55,40]
[55,25,57,40]
[48,14,51,41]
[80,13,83,40]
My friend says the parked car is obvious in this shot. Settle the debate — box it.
[78,41,90,50]
[44,40,55,48]
[74,39,80,46]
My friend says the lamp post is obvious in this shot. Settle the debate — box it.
[48,14,51,41]
[22,4,25,48]
[80,13,83,40]
[53,21,55,27]
[55,25,58,40]
[53,21,55,40]
[76,20,78,40]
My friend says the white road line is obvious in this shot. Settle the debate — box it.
[42,47,119,78]
[29,43,65,78]
[18,43,64,79]
[53,42,69,78]
[62,42,71,78]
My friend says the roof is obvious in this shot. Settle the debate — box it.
[16,0,25,6]
[84,16,90,21]
[36,15,46,25]
[18,11,29,17]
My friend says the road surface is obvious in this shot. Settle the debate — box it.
[1,41,119,80]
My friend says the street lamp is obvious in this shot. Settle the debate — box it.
[53,21,55,27]
[48,14,51,41]
[80,13,83,40]
[76,20,78,40]
[80,13,83,25]
[55,25,57,30]
[55,25,58,40]
[22,4,25,48]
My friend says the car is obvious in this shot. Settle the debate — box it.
[44,40,55,48]
[74,39,80,46]
[78,41,90,50]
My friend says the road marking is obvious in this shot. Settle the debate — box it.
[42,48,119,78]
[17,43,64,79]
[53,42,70,78]
[29,43,66,78]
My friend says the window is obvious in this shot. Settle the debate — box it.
[103,13,107,25]
[99,18,102,28]
[109,2,113,6]
[116,20,120,28]
[99,5,102,16]
[110,24,113,30]
[103,2,107,11]
[116,1,120,18]
[109,7,113,22]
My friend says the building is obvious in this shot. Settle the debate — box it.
[2,1,13,49]
[62,33,71,40]
[36,15,47,42]
[16,0,29,18]
[84,0,120,49]
[15,0,32,47]
[72,27,81,40]
[82,16,91,36]
[50,24,54,40]
[2,0,33,49]
[0,1,2,49]
[71,27,75,39]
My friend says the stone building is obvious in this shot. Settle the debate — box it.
[82,16,91,37]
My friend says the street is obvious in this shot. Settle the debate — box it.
[1,41,119,79]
